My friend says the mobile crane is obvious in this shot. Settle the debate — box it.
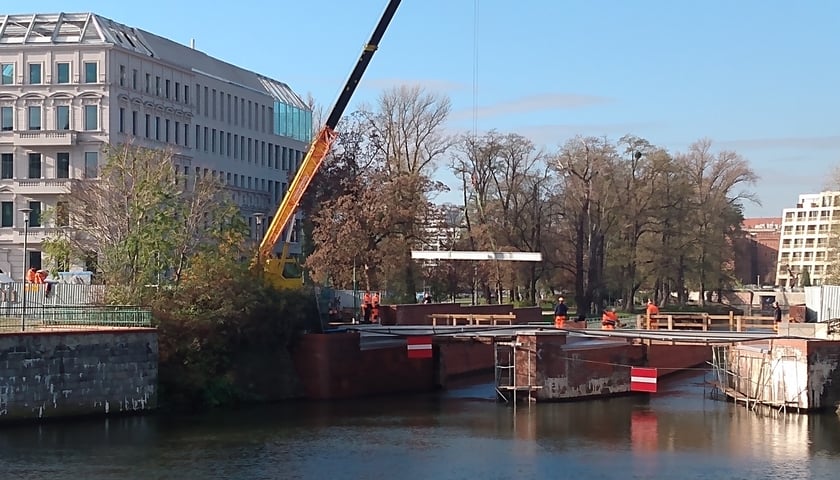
[255,0,402,289]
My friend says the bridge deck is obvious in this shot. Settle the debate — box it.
[337,325,794,350]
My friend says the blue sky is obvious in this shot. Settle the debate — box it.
[12,0,840,217]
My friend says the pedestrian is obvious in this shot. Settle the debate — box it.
[773,301,782,332]
[646,299,660,329]
[601,308,618,330]
[554,296,568,328]
[422,292,432,304]
[371,292,381,323]
[362,291,372,324]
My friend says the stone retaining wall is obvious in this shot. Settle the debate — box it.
[0,329,157,422]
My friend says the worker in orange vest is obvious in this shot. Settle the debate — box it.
[371,292,381,323]
[362,291,372,324]
[601,308,619,330]
[25,267,37,283]
[646,299,660,329]
[554,296,568,328]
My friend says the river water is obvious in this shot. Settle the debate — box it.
[1,371,839,480]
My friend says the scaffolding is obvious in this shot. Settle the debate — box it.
[708,343,806,414]
[494,339,541,409]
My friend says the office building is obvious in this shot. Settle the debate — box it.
[776,191,840,288]
[0,13,312,280]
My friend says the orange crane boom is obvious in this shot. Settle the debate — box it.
[256,0,402,287]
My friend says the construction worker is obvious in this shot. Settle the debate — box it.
[602,308,619,330]
[554,296,568,328]
[362,291,372,324]
[25,267,37,283]
[371,292,381,323]
[773,301,782,332]
[646,299,660,329]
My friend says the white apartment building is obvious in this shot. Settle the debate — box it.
[775,191,840,288]
[0,13,312,280]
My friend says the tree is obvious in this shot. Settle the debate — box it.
[306,86,452,302]
[47,143,244,303]
[551,136,620,315]
[800,268,812,287]
[676,139,757,305]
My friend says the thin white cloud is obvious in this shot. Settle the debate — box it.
[451,93,612,121]
[510,122,659,146]
[717,135,840,150]
[360,77,468,92]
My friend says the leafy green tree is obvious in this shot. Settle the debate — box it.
[48,143,242,303]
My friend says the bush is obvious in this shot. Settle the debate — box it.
[150,244,319,410]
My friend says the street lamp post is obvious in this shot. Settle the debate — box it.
[253,212,265,242]
[19,207,32,332]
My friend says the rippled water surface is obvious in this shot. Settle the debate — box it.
[1,371,839,479]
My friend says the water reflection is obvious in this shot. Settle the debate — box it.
[0,372,838,479]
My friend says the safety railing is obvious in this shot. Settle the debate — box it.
[0,305,153,332]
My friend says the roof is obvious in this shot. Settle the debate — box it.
[0,13,309,110]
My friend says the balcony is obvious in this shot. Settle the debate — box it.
[14,130,77,147]
[14,179,73,195]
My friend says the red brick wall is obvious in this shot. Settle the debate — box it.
[646,344,712,376]
[292,332,435,399]
[437,339,494,383]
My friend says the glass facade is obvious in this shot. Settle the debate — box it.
[274,101,312,142]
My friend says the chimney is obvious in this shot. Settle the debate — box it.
[190,38,195,49]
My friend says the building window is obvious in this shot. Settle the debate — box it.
[132,111,138,135]
[1,106,12,131]
[175,121,180,144]
[145,114,150,138]
[119,65,126,86]
[132,69,138,89]
[119,107,125,133]
[175,82,180,102]
[56,105,69,130]
[155,116,160,141]
[29,201,41,227]
[0,153,12,179]
[184,85,190,105]
[155,76,161,96]
[145,73,151,93]
[28,63,42,84]
[1,63,14,84]
[56,62,70,84]
[28,106,41,130]
[83,62,97,83]
[165,79,171,99]
[57,152,69,179]
[0,202,12,227]
[165,119,170,142]
[28,153,41,179]
[84,105,98,130]
[84,152,98,178]
[56,201,69,227]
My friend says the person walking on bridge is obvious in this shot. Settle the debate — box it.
[773,301,782,332]
[646,299,660,329]
[554,296,568,328]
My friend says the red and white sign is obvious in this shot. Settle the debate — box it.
[406,336,433,359]
[630,367,658,393]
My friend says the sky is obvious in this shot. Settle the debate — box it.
[11,0,840,218]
